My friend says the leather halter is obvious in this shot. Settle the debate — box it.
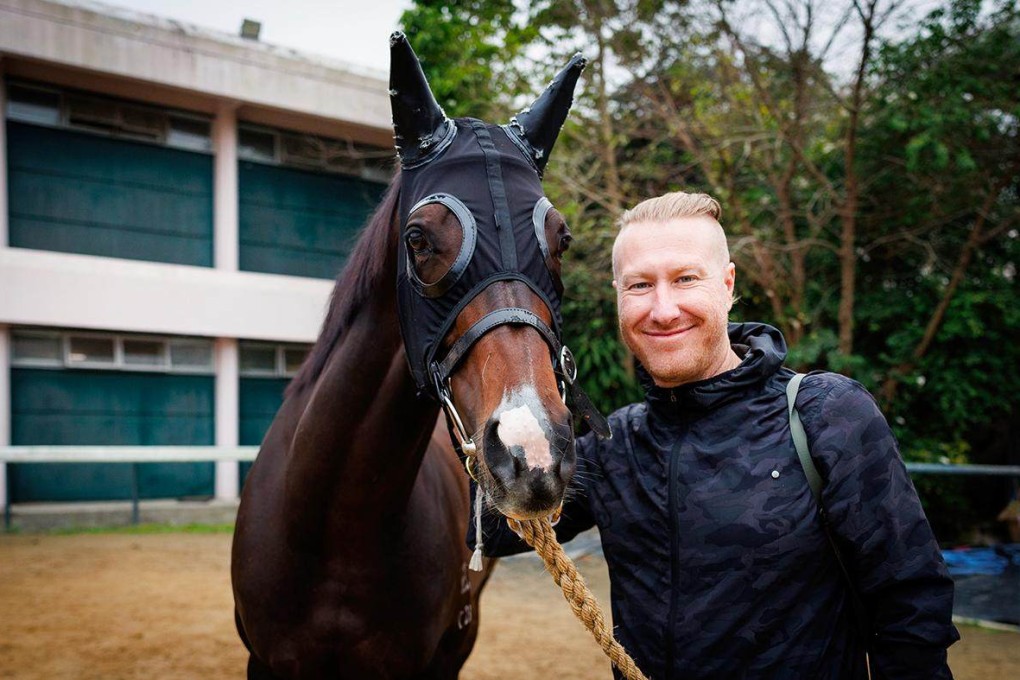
[430,307,611,460]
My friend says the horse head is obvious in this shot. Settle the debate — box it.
[389,32,610,521]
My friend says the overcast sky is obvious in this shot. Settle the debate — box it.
[103,0,411,73]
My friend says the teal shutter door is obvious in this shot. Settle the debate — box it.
[238,161,386,279]
[238,377,290,488]
[10,369,215,502]
[6,121,213,266]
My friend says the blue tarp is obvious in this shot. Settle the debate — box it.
[942,545,1020,576]
[943,544,1020,625]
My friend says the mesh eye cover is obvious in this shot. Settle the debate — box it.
[403,193,477,299]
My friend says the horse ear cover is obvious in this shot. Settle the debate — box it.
[389,31,453,168]
[508,53,587,175]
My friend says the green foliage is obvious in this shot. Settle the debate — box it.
[399,1,531,119]
[561,230,643,417]
[858,0,1020,451]
[399,0,1019,541]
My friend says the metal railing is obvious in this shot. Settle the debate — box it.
[1,447,1018,530]
[0,446,258,529]
[905,463,1020,477]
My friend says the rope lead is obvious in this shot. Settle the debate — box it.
[508,517,650,680]
[469,487,484,572]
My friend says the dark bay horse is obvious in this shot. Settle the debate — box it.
[232,33,604,679]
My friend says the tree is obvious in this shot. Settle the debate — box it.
[858,0,1020,406]
[399,1,532,120]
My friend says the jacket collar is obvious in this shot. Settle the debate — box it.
[640,322,788,420]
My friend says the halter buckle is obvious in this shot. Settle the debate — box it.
[432,363,478,457]
[559,345,577,385]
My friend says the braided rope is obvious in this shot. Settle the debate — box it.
[509,517,650,680]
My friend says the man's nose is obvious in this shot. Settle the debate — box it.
[649,284,681,325]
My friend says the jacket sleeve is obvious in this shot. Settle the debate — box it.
[801,375,959,680]
[467,429,599,557]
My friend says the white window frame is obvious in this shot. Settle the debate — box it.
[239,341,311,378]
[9,329,64,367]
[236,122,391,183]
[5,80,213,154]
[65,333,118,368]
[9,329,214,375]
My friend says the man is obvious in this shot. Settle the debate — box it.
[473,191,959,679]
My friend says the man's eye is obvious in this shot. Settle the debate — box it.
[406,228,429,253]
[629,282,651,291]
[677,275,697,284]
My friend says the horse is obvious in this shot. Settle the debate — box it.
[231,33,605,679]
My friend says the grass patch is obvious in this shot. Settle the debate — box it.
[45,522,234,536]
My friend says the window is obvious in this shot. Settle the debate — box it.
[169,341,214,371]
[168,116,213,152]
[6,84,60,125]
[239,342,312,377]
[239,344,277,375]
[237,123,391,181]
[123,339,166,368]
[11,332,62,364]
[283,347,309,374]
[238,127,276,162]
[10,330,214,374]
[67,336,116,366]
[5,80,212,152]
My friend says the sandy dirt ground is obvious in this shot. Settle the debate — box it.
[0,532,1017,679]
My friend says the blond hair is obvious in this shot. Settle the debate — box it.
[612,191,728,279]
[617,191,722,230]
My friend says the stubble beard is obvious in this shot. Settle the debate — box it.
[622,312,732,388]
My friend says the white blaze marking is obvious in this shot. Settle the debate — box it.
[497,403,553,471]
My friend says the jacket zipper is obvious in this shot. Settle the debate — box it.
[665,430,683,680]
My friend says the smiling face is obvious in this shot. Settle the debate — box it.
[613,216,740,387]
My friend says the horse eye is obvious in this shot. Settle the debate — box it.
[406,228,429,254]
[557,234,572,258]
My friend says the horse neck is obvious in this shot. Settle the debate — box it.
[283,230,439,526]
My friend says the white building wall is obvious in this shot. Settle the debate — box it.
[0,248,332,343]
[0,0,390,508]
[0,0,389,134]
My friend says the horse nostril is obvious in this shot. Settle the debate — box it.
[483,418,515,487]
[557,443,577,485]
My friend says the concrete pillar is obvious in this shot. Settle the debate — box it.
[1,66,9,508]
[0,327,10,509]
[1,59,8,248]
[213,103,238,271]
[214,337,239,501]
[213,103,240,501]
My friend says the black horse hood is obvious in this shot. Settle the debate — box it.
[396,118,564,393]
[389,31,586,396]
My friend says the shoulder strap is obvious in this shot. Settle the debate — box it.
[786,373,823,503]
[786,372,874,654]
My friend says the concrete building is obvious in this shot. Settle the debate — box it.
[0,0,393,517]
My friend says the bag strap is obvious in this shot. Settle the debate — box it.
[786,373,874,657]
[787,373,823,503]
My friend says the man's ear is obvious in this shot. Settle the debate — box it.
[612,279,618,290]
[725,262,736,309]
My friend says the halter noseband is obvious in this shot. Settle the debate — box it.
[430,306,609,462]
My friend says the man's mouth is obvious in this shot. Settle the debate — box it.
[642,326,693,340]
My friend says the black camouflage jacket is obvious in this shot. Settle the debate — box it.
[473,322,958,680]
